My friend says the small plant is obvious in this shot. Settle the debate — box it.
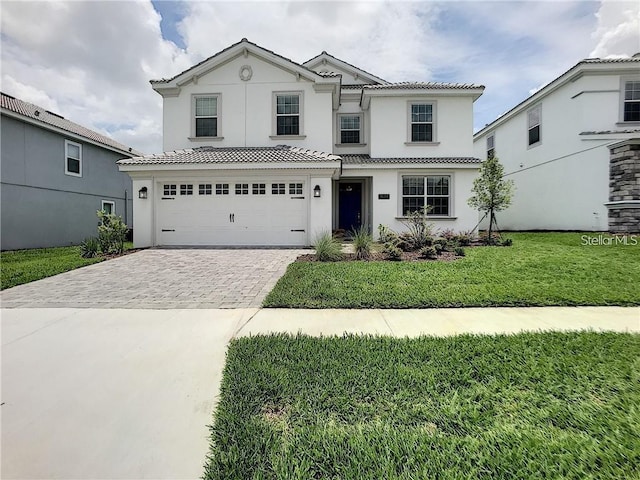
[80,237,100,258]
[314,232,344,262]
[434,243,444,254]
[502,238,513,247]
[419,245,438,259]
[97,211,129,254]
[433,238,448,251]
[351,226,373,260]
[438,228,456,241]
[479,231,501,245]
[399,206,434,251]
[454,230,475,246]
[383,242,402,261]
[378,224,396,244]
[454,246,466,257]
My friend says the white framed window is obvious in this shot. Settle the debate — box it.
[338,114,362,144]
[289,183,303,195]
[180,184,193,195]
[199,183,212,195]
[272,183,285,195]
[215,183,229,195]
[193,95,220,138]
[235,183,249,195]
[163,184,177,196]
[527,105,541,147]
[252,183,266,195]
[65,140,82,177]
[273,92,303,137]
[409,103,435,142]
[487,134,495,159]
[622,79,640,122]
[101,200,115,215]
[401,175,451,216]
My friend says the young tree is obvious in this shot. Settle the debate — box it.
[468,155,515,244]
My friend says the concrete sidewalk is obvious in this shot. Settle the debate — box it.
[1,306,638,479]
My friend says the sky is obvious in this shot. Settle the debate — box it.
[1,0,639,154]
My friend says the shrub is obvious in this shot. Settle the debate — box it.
[454,246,466,257]
[454,230,475,246]
[314,232,344,262]
[399,206,434,251]
[433,238,448,251]
[479,231,501,245]
[80,237,100,258]
[502,238,513,247]
[383,242,402,261]
[438,228,456,241]
[378,224,396,244]
[97,211,129,254]
[351,226,373,260]
[419,245,438,259]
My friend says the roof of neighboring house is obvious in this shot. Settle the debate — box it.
[341,154,482,165]
[363,82,484,91]
[474,55,640,138]
[1,92,141,156]
[117,145,341,166]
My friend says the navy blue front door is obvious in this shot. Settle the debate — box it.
[339,182,362,232]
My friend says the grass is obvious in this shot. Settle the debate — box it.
[1,242,133,290]
[205,332,640,479]
[264,233,640,308]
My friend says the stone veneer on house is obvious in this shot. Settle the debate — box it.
[607,139,640,233]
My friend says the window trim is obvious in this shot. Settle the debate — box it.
[527,104,542,148]
[191,94,222,139]
[398,173,454,218]
[620,76,640,124]
[487,133,495,159]
[101,200,115,215]
[271,91,306,139]
[65,140,82,177]
[406,101,438,145]
[336,113,364,146]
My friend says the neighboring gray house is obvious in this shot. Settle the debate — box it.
[1,92,140,250]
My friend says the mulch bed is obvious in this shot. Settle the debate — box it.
[296,251,462,262]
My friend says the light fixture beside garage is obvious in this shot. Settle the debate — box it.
[313,185,321,198]
[138,186,148,199]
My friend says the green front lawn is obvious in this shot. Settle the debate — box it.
[205,332,640,479]
[264,233,640,308]
[1,243,133,290]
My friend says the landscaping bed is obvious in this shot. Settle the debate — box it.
[204,331,640,479]
[297,251,461,262]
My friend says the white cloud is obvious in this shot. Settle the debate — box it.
[590,0,640,58]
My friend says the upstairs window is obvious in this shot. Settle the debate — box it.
[194,96,218,137]
[275,93,300,136]
[410,104,434,142]
[65,140,82,177]
[527,105,541,146]
[339,115,361,144]
[623,80,640,122]
[402,175,450,216]
[487,134,495,159]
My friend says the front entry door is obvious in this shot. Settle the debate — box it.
[339,182,362,232]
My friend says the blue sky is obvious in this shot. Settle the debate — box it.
[1,1,638,153]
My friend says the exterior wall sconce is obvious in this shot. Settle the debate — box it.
[138,186,148,199]
[313,185,321,198]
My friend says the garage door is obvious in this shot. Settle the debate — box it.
[156,180,308,246]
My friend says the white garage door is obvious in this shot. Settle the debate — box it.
[156,179,308,246]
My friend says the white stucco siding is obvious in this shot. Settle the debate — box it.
[130,177,154,247]
[162,54,333,152]
[369,96,475,158]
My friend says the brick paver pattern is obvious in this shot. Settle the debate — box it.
[0,248,306,309]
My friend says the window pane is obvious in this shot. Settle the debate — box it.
[215,183,229,195]
[196,97,217,116]
[277,116,299,135]
[67,158,80,174]
[624,102,640,122]
[102,203,113,214]
[196,118,217,137]
[427,197,449,215]
[252,183,266,194]
[411,123,433,142]
[341,130,360,144]
[625,81,640,101]
[67,144,80,159]
[340,116,360,130]
[487,135,494,150]
[402,197,424,215]
[411,104,432,122]
[426,176,449,196]
[528,107,540,127]
[272,183,285,194]
[276,95,299,114]
[402,177,424,196]
[529,125,540,145]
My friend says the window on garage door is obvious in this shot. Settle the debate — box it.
[235,183,249,195]
[216,183,229,195]
[252,183,266,195]
[272,183,285,195]
[180,184,193,195]
[199,184,212,195]
[163,184,177,196]
[289,183,303,195]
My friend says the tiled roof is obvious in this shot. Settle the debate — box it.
[363,82,484,90]
[341,154,482,165]
[117,145,341,166]
[581,56,640,64]
[1,92,140,155]
[303,51,388,84]
[580,128,640,135]
[316,71,342,78]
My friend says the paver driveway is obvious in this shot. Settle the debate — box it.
[0,248,306,308]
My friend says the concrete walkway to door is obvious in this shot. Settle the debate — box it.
[0,248,307,309]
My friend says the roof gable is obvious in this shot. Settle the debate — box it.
[303,52,387,85]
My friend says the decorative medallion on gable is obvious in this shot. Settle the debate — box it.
[239,65,253,81]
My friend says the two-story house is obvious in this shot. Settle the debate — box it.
[473,55,640,232]
[119,39,484,247]
[1,92,139,250]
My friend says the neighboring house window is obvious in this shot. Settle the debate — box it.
[527,105,541,146]
[410,104,434,142]
[275,93,301,136]
[215,183,229,195]
[199,183,212,195]
[180,184,193,195]
[401,175,450,216]
[194,96,218,137]
[164,184,177,196]
[235,183,249,195]
[487,134,495,159]
[339,115,361,144]
[252,183,266,195]
[289,183,303,195]
[272,183,285,195]
[101,200,115,215]
[65,140,82,177]
[623,80,640,122]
